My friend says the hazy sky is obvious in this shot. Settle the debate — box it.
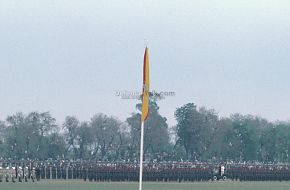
[1,0,290,126]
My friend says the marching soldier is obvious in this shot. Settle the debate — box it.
[18,166,23,182]
[0,167,3,182]
[24,167,29,182]
[5,167,9,182]
[35,166,40,181]
[11,167,16,183]
[31,167,36,182]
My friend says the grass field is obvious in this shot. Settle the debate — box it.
[1,180,290,190]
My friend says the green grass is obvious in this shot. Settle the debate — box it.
[0,180,290,190]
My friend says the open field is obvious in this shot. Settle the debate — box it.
[1,180,290,190]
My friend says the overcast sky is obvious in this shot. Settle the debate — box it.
[1,0,290,126]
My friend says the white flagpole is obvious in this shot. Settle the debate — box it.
[139,121,145,190]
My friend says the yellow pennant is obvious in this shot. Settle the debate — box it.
[141,47,150,122]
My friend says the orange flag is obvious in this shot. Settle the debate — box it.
[141,47,150,122]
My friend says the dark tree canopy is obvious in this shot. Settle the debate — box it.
[0,102,290,163]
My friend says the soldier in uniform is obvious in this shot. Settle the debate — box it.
[30,167,36,182]
[11,167,16,183]
[24,167,29,182]
[5,167,9,182]
[0,166,3,182]
[88,165,93,181]
[219,164,227,180]
[35,166,40,181]
[18,166,23,182]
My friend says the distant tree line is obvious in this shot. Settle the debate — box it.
[0,100,290,163]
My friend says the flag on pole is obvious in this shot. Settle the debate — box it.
[141,47,150,122]
[139,47,149,190]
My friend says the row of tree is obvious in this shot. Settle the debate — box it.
[0,100,290,162]
[174,103,290,162]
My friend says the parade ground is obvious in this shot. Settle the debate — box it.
[1,181,290,190]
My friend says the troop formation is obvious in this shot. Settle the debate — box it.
[1,160,290,182]
[0,164,35,183]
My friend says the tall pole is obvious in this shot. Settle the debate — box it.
[139,121,145,190]
[139,46,149,190]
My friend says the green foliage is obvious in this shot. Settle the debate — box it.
[174,103,219,161]
[127,99,172,162]
[0,101,290,162]
[260,123,290,162]
[3,112,59,159]
[174,103,290,162]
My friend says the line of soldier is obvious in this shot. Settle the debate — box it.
[35,162,214,182]
[32,162,290,182]
[0,164,36,183]
[227,164,290,181]
[2,160,290,182]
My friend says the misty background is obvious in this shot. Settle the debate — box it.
[1,0,290,127]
